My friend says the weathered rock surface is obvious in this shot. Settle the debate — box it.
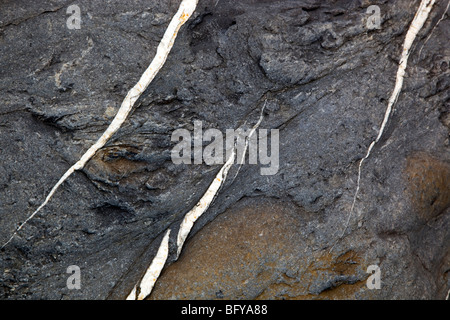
[0,0,448,299]
[149,197,375,300]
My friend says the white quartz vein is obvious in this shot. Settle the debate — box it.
[1,0,198,249]
[335,0,436,245]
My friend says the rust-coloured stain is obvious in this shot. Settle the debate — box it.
[88,145,147,182]
[181,12,189,22]
[404,152,450,221]
[148,199,371,300]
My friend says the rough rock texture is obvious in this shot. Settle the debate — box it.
[0,0,448,299]
[149,197,375,300]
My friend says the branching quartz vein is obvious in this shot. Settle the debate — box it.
[127,106,266,299]
[176,148,236,259]
[176,105,267,260]
[231,101,267,183]
[126,151,236,300]
[1,0,199,249]
[338,0,436,241]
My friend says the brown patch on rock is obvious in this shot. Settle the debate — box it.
[148,198,370,300]
[405,152,450,221]
[87,145,147,182]
[255,250,367,300]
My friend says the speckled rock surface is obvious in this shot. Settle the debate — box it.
[0,0,448,299]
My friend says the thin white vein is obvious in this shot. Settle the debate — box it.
[338,0,436,241]
[418,0,450,60]
[231,101,267,183]
[175,104,267,259]
[129,105,267,300]
[177,103,266,259]
[126,145,236,301]
[126,229,171,300]
[1,0,198,249]
[125,285,137,300]
[176,148,236,259]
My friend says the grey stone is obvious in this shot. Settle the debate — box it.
[0,0,448,300]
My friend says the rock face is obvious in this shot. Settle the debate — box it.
[149,197,374,300]
[0,0,448,299]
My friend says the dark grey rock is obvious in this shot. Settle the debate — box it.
[0,0,448,300]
